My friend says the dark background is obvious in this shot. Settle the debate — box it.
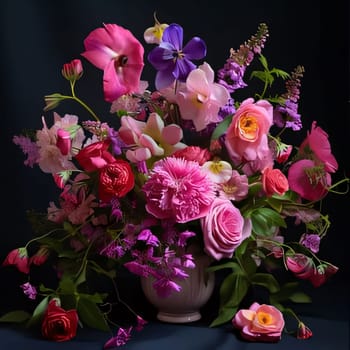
[0,0,349,329]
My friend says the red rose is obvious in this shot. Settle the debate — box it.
[75,140,115,171]
[41,299,79,342]
[172,146,211,165]
[99,159,135,202]
[262,167,289,197]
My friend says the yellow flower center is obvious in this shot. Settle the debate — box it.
[257,311,273,325]
[239,115,259,141]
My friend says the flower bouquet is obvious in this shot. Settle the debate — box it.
[1,13,348,347]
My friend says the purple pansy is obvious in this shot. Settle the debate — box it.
[148,23,207,90]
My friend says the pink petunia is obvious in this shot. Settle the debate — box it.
[81,23,144,102]
[142,157,216,223]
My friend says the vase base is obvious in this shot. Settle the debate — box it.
[157,311,201,323]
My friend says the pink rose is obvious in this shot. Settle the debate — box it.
[232,302,285,342]
[225,98,273,165]
[200,197,251,260]
[262,167,289,196]
[75,140,115,171]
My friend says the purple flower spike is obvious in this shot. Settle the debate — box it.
[148,23,206,90]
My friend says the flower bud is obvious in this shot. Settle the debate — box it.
[56,128,71,155]
[62,59,83,81]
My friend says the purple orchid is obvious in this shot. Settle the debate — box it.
[148,23,207,90]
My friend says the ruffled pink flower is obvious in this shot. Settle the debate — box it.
[200,197,251,260]
[81,23,144,102]
[176,62,230,131]
[232,302,285,342]
[142,157,216,223]
[218,170,249,201]
[118,112,186,163]
[225,98,273,166]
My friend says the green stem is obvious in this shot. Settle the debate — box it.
[25,228,63,249]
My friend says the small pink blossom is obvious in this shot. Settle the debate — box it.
[218,170,249,201]
[177,62,230,131]
[118,112,186,163]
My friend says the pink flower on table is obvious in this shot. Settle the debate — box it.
[225,98,273,166]
[81,23,144,103]
[232,302,285,342]
[118,112,186,163]
[200,197,252,260]
[297,322,313,340]
[142,157,216,223]
[2,247,29,274]
[104,327,133,348]
[176,62,230,131]
[262,167,289,197]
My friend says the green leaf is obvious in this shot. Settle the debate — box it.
[289,292,312,303]
[0,310,31,323]
[59,277,76,294]
[210,114,232,140]
[219,273,249,309]
[89,260,117,279]
[270,68,290,79]
[209,306,238,327]
[26,295,50,327]
[206,261,240,273]
[80,292,107,304]
[74,259,87,286]
[266,197,283,212]
[251,273,280,293]
[77,298,109,331]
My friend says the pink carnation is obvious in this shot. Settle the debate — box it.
[142,157,216,223]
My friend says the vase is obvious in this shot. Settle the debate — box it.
[140,252,215,323]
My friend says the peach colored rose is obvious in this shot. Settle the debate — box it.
[200,197,251,260]
[225,98,273,165]
[232,302,285,342]
[262,167,289,196]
